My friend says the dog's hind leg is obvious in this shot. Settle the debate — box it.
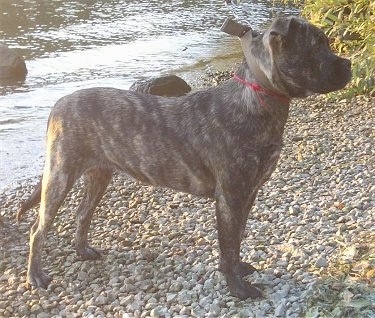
[27,168,79,289]
[75,167,113,260]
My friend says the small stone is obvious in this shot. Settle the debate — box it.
[178,291,192,305]
[276,260,288,267]
[109,275,120,285]
[191,307,205,317]
[30,304,42,314]
[150,308,160,318]
[0,44,28,80]
[315,256,328,268]
[288,295,299,303]
[106,291,118,303]
[203,278,215,291]
[332,282,344,291]
[275,301,287,316]
[169,282,183,292]
[281,284,291,295]
[77,271,88,280]
[0,301,8,310]
[166,293,177,302]
[120,295,134,306]
[127,300,142,312]
[288,206,299,215]
[270,292,283,306]
[209,303,221,316]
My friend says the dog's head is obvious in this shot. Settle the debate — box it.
[244,16,352,97]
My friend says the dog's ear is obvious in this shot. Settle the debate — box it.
[268,16,303,51]
[270,16,303,37]
[269,30,284,52]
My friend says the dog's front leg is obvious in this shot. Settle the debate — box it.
[215,187,261,300]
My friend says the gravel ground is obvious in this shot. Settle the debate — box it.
[0,73,374,317]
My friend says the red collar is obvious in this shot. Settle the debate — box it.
[233,74,291,108]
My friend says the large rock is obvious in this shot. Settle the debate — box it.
[0,44,28,81]
[129,74,191,97]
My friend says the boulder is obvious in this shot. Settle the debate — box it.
[0,44,28,81]
[129,74,191,97]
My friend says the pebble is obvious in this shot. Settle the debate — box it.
[274,300,287,317]
[315,256,329,268]
[166,293,177,302]
[150,308,160,318]
[30,304,42,314]
[0,82,373,318]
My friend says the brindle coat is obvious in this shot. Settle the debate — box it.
[19,16,351,299]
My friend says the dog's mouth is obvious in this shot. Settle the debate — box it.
[331,58,352,88]
[316,57,352,94]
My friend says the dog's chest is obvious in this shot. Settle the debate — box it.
[261,145,282,180]
[244,142,283,191]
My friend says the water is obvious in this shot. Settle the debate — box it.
[0,0,296,191]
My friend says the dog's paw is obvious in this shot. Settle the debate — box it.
[238,261,258,277]
[219,260,258,277]
[77,246,102,260]
[231,280,262,300]
[227,275,262,300]
[26,270,52,289]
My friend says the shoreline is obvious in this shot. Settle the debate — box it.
[0,75,374,316]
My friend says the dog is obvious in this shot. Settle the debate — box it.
[18,16,351,300]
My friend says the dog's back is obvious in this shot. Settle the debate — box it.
[22,16,351,300]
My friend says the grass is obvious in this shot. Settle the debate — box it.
[305,232,375,317]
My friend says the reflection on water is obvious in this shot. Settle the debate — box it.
[1,0,242,59]
[0,0,296,190]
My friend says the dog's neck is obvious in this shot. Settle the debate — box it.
[230,60,290,119]
[233,72,290,103]
[235,60,291,107]
[240,31,290,98]
[243,54,275,91]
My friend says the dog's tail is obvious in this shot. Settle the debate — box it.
[16,178,42,222]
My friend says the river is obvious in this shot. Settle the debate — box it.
[0,0,296,191]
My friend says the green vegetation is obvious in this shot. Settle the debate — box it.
[305,232,375,318]
[285,0,374,97]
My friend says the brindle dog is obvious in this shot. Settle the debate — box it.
[18,16,351,299]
